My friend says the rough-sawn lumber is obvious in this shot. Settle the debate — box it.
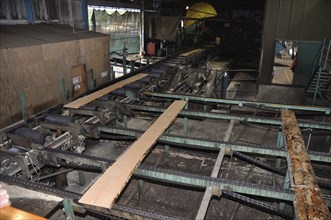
[79,100,187,209]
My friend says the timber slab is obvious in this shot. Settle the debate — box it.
[79,100,187,209]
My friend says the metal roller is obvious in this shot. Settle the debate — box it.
[82,103,100,111]
[45,114,73,126]
[124,82,143,90]
[109,88,126,97]
[15,127,50,145]
[138,76,152,83]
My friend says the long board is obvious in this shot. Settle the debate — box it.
[79,100,187,209]
[64,73,148,109]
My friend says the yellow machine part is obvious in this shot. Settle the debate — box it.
[184,2,217,28]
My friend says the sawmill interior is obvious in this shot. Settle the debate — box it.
[0,0,331,220]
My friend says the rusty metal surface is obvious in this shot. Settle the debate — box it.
[281,110,331,220]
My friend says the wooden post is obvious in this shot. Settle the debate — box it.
[281,110,330,220]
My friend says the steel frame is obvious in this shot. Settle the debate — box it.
[128,104,331,130]
[144,92,331,114]
[96,126,331,163]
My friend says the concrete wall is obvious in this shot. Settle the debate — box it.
[259,0,331,84]
[0,35,109,128]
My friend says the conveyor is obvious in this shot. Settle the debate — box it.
[1,48,330,220]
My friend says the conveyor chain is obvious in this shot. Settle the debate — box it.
[44,148,294,196]
[222,191,293,219]
[58,160,103,173]
[233,151,286,175]
[0,173,81,200]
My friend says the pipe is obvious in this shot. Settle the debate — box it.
[221,73,228,99]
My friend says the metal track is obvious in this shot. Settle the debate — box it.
[127,104,331,130]
[96,125,331,163]
[42,148,296,201]
[44,147,331,202]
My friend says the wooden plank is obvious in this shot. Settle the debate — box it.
[79,100,187,209]
[195,187,213,220]
[64,73,148,109]
[281,110,331,220]
[0,206,47,220]
[195,119,235,219]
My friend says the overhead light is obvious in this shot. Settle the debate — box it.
[186,6,189,10]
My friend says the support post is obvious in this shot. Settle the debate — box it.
[61,79,67,102]
[90,69,95,90]
[184,99,188,135]
[63,198,75,220]
[130,61,134,73]
[78,171,86,186]
[164,128,170,155]
[123,47,127,75]
[110,66,115,80]
[81,0,88,31]
[275,131,284,169]
[19,91,28,123]
[279,171,290,210]
[140,0,144,54]
[24,0,35,24]
[123,115,128,128]
[221,73,228,99]
[275,130,288,212]
[138,179,144,204]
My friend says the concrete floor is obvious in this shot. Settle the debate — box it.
[272,67,293,85]
[233,72,328,107]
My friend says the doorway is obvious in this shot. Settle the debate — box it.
[272,40,298,85]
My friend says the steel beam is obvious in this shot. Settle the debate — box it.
[135,167,294,201]
[144,92,331,114]
[96,126,331,163]
[42,147,331,206]
[47,148,295,202]
[40,122,331,163]
[128,104,331,130]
